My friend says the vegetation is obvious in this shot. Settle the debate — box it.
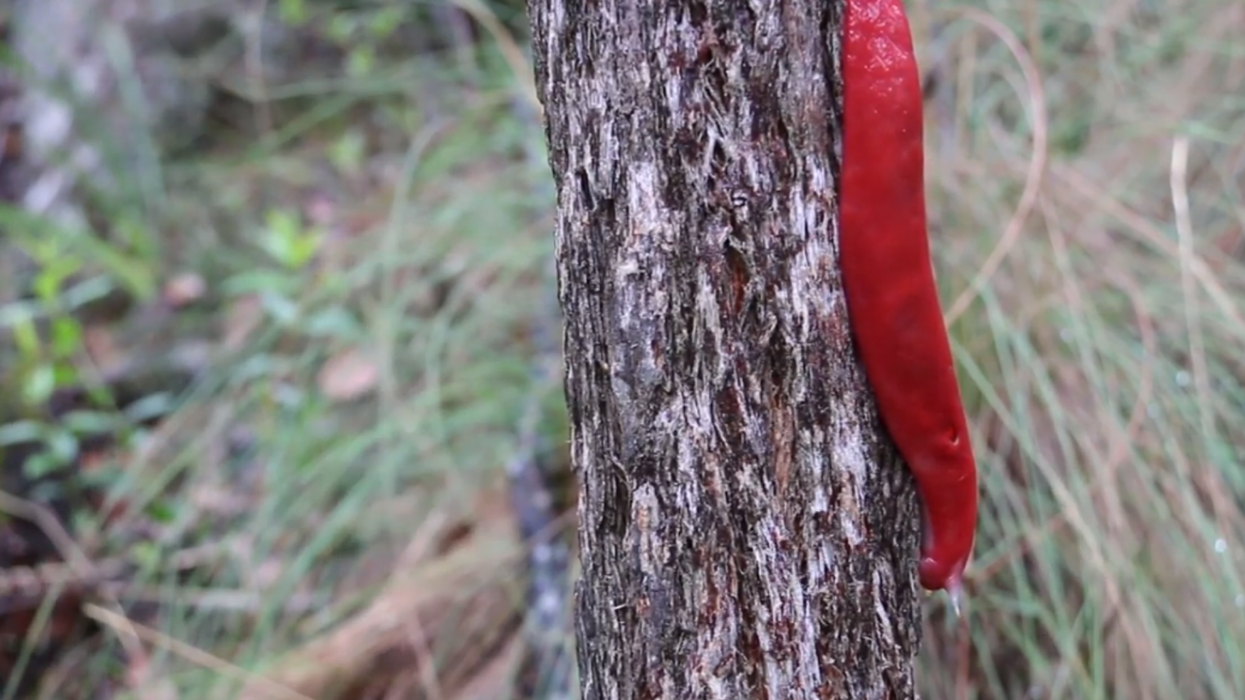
[0,0,1241,698]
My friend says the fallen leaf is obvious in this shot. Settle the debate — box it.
[84,324,125,374]
[162,272,207,308]
[223,295,263,352]
[317,347,379,402]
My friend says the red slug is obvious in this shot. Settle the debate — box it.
[839,0,979,604]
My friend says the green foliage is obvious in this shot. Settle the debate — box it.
[0,203,159,484]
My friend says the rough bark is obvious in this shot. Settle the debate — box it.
[527,2,924,698]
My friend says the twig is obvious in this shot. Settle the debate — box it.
[83,603,315,700]
[0,489,143,660]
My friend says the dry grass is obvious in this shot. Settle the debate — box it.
[111,0,1245,697]
[915,1,1245,698]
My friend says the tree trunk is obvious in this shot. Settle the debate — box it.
[526,2,924,698]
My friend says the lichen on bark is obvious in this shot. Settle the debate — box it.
[527,1,924,698]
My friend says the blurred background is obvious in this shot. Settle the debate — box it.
[0,0,1241,698]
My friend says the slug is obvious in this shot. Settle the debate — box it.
[840,0,979,607]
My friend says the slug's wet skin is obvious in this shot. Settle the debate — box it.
[840,0,979,610]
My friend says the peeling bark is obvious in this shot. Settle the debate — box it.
[527,1,924,698]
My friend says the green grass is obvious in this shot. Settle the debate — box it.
[2,3,552,697]
[1,0,1243,698]
[922,0,1245,698]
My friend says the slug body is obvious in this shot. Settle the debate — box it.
[840,0,979,599]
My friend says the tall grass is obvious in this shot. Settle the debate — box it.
[2,4,556,696]
[918,1,1245,698]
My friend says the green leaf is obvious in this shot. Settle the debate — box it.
[279,0,308,25]
[0,421,46,445]
[261,209,322,270]
[50,317,84,357]
[24,365,57,404]
[23,451,64,480]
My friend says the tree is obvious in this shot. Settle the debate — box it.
[527,1,924,697]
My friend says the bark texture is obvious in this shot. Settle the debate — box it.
[527,2,924,698]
